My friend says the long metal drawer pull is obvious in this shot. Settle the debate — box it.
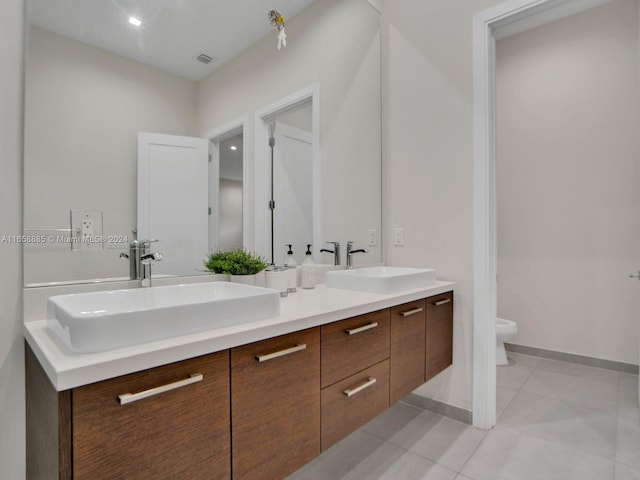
[256,343,307,362]
[400,307,424,317]
[118,373,203,405]
[345,322,378,335]
[343,377,377,397]
[433,298,451,306]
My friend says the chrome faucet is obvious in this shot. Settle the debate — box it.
[120,239,163,287]
[320,241,341,265]
[346,241,368,269]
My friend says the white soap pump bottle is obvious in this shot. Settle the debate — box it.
[301,244,316,289]
[285,244,297,293]
[303,244,314,265]
[285,244,297,268]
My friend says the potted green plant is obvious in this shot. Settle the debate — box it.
[204,249,267,285]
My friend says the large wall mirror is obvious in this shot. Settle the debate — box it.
[23,0,382,287]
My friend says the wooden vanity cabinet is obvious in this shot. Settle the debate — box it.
[26,347,231,480]
[231,327,321,480]
[321,360,390,450]
[425,291,454,381]
[320,309,390,388]
[27,291,454,480]
[390,299,427,404]
[320,310,391,450]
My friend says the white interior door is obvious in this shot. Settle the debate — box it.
[138,132,210,276]
[272,122,313,265]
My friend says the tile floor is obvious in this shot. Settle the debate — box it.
[287,352,640,480]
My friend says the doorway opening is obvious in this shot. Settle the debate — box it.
[472,0,616,429]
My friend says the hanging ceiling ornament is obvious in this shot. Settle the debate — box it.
[268,9,287,51]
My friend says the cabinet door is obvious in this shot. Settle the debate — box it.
[321,309,390,388]
[321,360,389,450]
[72,351,230,480]
[426,291,454,381]
[231,328,320,480]
[390,300,426,404]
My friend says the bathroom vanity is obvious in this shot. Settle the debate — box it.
[25,282,454,480]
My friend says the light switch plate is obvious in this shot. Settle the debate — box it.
[394,228,404,246]
[367,229,377,246]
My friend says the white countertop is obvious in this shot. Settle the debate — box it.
[24,281,455,391]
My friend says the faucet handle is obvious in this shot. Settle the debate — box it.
[326,241,340,247]
[141,252,163,265]
[139,239,159,247]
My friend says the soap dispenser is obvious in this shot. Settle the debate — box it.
[285,244,297,293]
[285,244,297,268]
[301,244,316,289]
[303,244,314,265]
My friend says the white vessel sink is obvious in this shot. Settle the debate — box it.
[326,267,436,294]
[46,281,280,353]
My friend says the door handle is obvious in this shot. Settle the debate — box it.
[630,271,640,280]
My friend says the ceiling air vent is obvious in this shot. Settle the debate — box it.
[196,53,214,64]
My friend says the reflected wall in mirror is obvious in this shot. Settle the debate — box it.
[217,134,244,251]
[23,0,382,287]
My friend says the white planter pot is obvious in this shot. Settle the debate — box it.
[229,274,257,286]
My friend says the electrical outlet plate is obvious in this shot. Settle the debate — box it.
[70,210,103,250]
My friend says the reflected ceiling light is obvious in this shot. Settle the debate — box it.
[128,17,142,27]
[230,145,237,151]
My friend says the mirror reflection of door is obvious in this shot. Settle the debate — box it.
[137,133,210,276]
[271,103,313,265]
[217,134,244,251]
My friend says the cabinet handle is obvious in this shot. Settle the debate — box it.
[400,307,424,317]
[432,298,451,306]
[118,373,203,405]
[343,377,377,397]
[255,343,307,362]
[345,322,378,335]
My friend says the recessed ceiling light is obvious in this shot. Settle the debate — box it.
[230,145,237,151]
[128,17,142,27]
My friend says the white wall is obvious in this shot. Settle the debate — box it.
[24,27,198,285]
[218,179,244,250]
[382,0,503,410]
[0,0,26,477]
[496,0,640,364]
[197,0,382,263]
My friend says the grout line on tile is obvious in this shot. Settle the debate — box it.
[455,423,493,475]
[496,386,519,422]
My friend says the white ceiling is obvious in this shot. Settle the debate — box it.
[29,0,317,82]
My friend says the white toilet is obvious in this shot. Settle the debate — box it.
[496,318,517,366]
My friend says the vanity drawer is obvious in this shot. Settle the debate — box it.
[390,300,426,403]
[321,309,390,388]
[72,351,230,480]
[231,327,320,480]
[426,291,454,381]
[321,359,390,450]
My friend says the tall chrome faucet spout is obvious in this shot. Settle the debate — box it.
[121,239,162,287]
[346,241,368,269]
[320,241,341,265]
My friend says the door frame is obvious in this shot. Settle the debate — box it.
[472,0,612,429]
[253,85,321,263]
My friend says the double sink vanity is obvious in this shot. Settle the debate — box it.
[25,267,454,480]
